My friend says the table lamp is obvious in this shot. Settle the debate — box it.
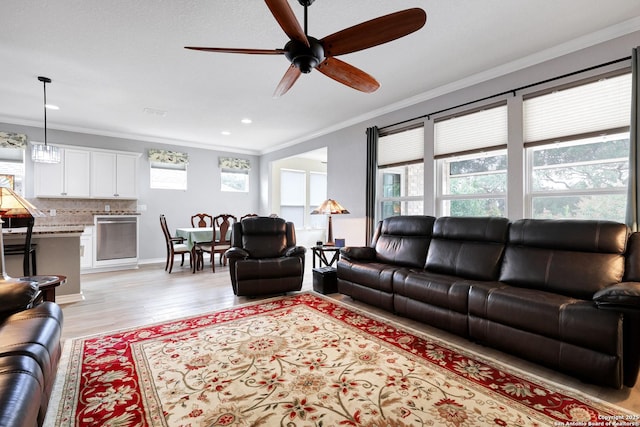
[311,199,350,246]
[0,187,45,285]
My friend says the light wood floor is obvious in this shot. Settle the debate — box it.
[58,260,640,414]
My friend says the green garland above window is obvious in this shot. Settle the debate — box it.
[219,156,250,170]
[148,149,189,165]
[0,132,27,149]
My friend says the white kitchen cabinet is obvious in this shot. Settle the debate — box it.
[34,148,91,197]
[80,226,94,270]
[90,152,139,199]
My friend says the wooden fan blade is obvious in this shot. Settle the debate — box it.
[273,64,302,98]
[316,57,380,93]
[185,46,285,55]
[321,8,426,57]
[264,0,309,47]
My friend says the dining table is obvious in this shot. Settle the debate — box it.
[174,227,228,273]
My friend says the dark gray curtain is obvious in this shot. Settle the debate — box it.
[626,47,640,231]
[365,126,378,243]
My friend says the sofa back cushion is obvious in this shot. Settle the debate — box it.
[624,232,640,281]
[500,219,628,299]
[373,215,435,268]
[425,216,510,280]
[239,216,291,258]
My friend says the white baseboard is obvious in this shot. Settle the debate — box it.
[82,264,139,274]
[56,292,85,305]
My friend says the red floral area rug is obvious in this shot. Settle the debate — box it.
[46,292,633,426]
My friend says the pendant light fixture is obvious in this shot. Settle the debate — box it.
[31,76,61,164]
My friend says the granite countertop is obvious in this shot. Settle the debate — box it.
[92,211,141,216]
[3,224,87,235]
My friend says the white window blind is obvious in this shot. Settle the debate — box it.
[280,169,305,205]
[434,104,507,157]
[378,126,424,167]
[524,73,631,143]
[309,172,327,206]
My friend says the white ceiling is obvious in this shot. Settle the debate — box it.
[2,1,640,155]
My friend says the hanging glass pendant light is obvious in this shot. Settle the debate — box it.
[31,76,61,164]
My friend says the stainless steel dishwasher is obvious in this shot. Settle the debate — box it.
[95,216,138,267]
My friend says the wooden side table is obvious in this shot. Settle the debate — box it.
[21,275,67,303]
[311,246,341,268]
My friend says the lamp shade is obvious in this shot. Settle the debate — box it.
[310,199,350,215]
[310,199,349,246]
[0,187,46,220]
[0,187,43,284]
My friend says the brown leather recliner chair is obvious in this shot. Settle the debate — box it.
[225,216,306,296]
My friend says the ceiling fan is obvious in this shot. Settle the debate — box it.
[185,0,427,97]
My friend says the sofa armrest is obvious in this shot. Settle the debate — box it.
[225,247,250,260]
[285,246,306,257]
[340,246,377,261]
[594,282,640,312]
[0,279,40,317]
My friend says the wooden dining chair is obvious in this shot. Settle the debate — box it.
[160,214,192,273]
[240,213,258,220]
[195,214,237,272]
[190,213,213,228]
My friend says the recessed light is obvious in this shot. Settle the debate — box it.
[241,118,252,124]
[221,131,231,136]
[143,107,167,117]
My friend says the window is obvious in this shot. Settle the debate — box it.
[150,163,187,190]
[149,149,188,190]
[435,103,508,217]
[219,156,251,192]
[438,150,507,217]
[377,126,424,220]
[220,170,249,192]
[528,134,629,221]
[0,147,25,195]
[524,72,631,221]
[309,171,327,228]
[280,169,306,226]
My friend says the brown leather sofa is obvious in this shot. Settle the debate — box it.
[0,279,64,427]
[337,215,640,388]
[225,216,306,296]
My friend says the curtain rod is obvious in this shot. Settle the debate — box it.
[379,55,631,131]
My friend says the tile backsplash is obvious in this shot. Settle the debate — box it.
[29,198,138,226]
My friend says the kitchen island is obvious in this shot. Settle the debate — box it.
[3,225,84,303]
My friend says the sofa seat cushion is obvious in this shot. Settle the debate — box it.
[468,283,622,355]
[393,269,471,314]
[0,302,63,384]
[235,257,302,280]
[0,355,43,427]
[337,259,398,294]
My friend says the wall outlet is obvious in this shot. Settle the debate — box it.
[49,209,56,217]
[104,204,111,212]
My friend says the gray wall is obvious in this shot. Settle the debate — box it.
[259,30,640,246]
[0,123,260,263]
[2,30,638,256]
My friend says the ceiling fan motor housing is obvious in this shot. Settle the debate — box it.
[284,37,325,73]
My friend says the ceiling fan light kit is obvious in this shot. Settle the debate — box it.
[186,0,426,97]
